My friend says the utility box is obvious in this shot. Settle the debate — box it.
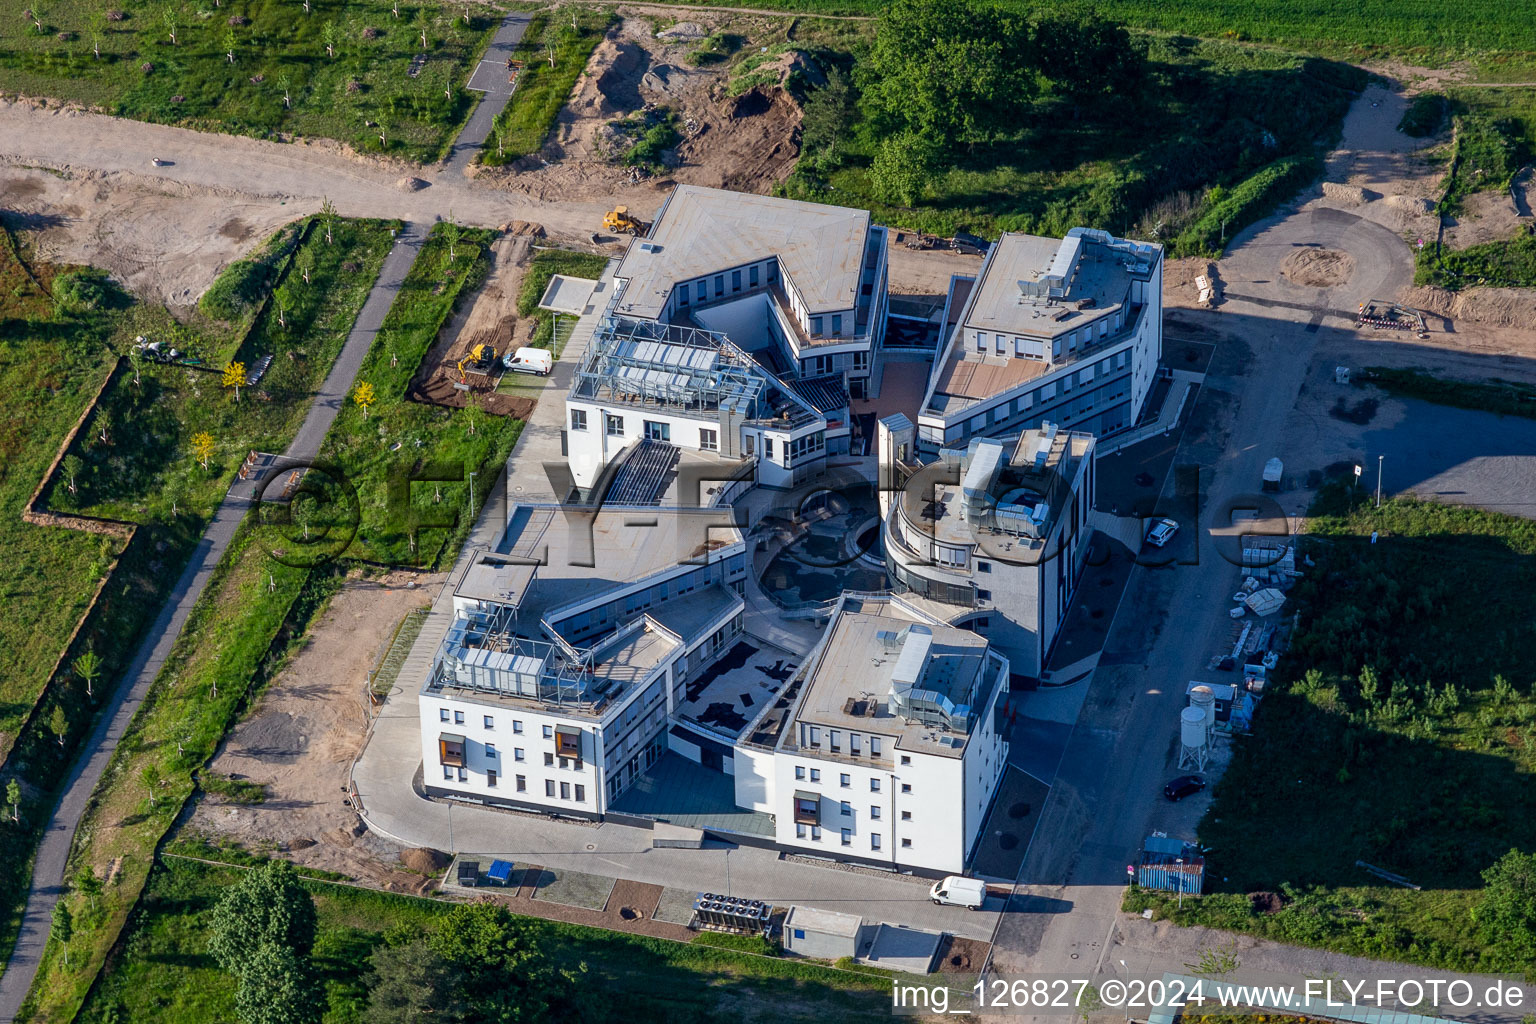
[783,905,865,960]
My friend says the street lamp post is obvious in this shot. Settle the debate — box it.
[1376,455,1384,508]
[1175,858,1185,909]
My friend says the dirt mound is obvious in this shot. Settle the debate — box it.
[677,85,801,193]
[396,176,429,191]
[1249,891,1287,914]
[1281,247,1355,288]
[1321,181,1368,205]
[1386,194,1434,215]
[1401,284,1536,330]
[656,21,708,41]
[498,220,545,237]
[401,847,450,874]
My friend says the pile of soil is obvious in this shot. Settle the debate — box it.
[1281,247,1355,288]
[1249,890,1287,914]
[676,85,802,192]
[396,176,429,191]
[401,847,450,874]
[1321,181,1369,205]
[1401,284,1536,330]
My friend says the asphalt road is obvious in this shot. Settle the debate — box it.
[443,12,534,177]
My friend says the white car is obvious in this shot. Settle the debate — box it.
[1144,517,1180,548]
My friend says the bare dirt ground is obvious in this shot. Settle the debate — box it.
[1442,188,1526,248]
[475,13,805,209]
[1281,247,1356,288]
[187,570,445,889]
[410,226,540,418]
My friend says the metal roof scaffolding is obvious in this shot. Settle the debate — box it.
[430,604,608,709]
[573,315,767,412]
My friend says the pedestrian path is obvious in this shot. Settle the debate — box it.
[443,12,534,176]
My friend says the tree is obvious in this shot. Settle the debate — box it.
[163,5,176,44]
[869,129,937,207]
[1477,849,1536,959]
[296,248,313,285]
[236,943,321,1024]
[426,903,587,1022]
[6,779,19,822]
[208,860,318,973]
[322,19,337,57]
[191,430,215,471]
[353,381,376,419]
[291,493,318,540]
[73,648,102,700]
[320,197,336,243]
[443,214,459,261]
[415,6,429,49]
[1027,4,1144,114]
[368,940,467,1024]
[463,389,481,436]
[223,360,247,401]
[128,344,145,385]
[62,453,83,495]
[861,0,1032,151]
[75,866,103,917]
[273,284,292,328]
[95,408,113,445]
[51,901,72,967]
[48,706,68,748]
[279,72,292,109]
[140,763,161,806]
[224,27,236,63]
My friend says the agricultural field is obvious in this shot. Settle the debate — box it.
[779,23,1365,249]
[77,855,892,1024]
[0,0,496,160]
[44,218,397,523]
[1127,488,1536,974]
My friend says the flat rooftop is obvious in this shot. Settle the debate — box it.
[613,185,872,321]
[676,634,797,741]
[458,504,741,625]
[964,230,1159,341]
[791,605,992,758]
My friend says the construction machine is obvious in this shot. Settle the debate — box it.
[603,206,650,236]
[457,343,497,380]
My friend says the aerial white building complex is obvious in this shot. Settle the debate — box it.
[566,185,889,492]
[879,419,1097,679]
[919,227,1163,450]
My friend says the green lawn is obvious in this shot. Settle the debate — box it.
[44,218,397,524]
[0,0,496,161]
[783,35,1362,251]
[481,9,615,164]
[1161,488,1536,975]
[78,855,893,1024]
[1361,368,1536,420]
[319,222,523,566]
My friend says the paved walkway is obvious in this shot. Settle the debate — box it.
[0,226,427,1021]
[442,12,534,177]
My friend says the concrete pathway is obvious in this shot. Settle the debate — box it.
[0,226,428,1022]
[443,12,534,177]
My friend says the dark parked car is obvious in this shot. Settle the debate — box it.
[1163,775,1207,801]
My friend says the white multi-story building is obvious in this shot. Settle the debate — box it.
[567,185,889,492]
[918,228,1162,450]
[879,420,1097,680]
[419,504,749,815]
[732,597,1010,874]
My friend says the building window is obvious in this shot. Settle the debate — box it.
[901,783,912,794]
[870,737,881,756]
[485,743,497,759]
[809,769,820,783]
[796,823,806,839]
[575,785,585,802]
[831,314,842,334]
[453,711,464,725]
[811,316,823,335]
[545,752,554,766]
[841,829,852,847]
[699,428,718,451]
[515,748,525,762]
[714,275,724,297]
[543,725,554,739]
[750,265,760,287]
[902,838,912,848]
[764,437,775,461]
[840,773,850,788]
[851,349,869,372]
[570,410,587,432]
[976,332,987,352]
[644,420,671,442]
[457,767,468,782]
[516,774,526,792]
[811,826,821,841]
[871,833,882,851]
[840,801,851,816]
[901,811,912,821]
[679,287,689,308]
[561,782,571,800]
[871,805,881,820]
[605,414,624,437]
[795,766,805,780]
[559,757,570,770]
[850,735,861,756]
[731,269,742,291]
[978,561,992,573]
[696,281,706,302]
[442,765,453,780]
[978,589,992,601]
[545,780,556,797]
[513,721,523,734]
[439,709,449,722]
[483,715,495,729]
[870,778,881,792]
[487,769,498,788]
[900,755,911,766]
[830,731,841,753]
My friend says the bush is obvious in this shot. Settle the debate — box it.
[622,111,681,172]
[1171,154,1318,256]
[1398,93,1446,137]
[690,932,779,956]
[51,268,121,313]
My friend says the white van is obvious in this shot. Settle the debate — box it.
[503,346,553,376]
[929,876,986,910]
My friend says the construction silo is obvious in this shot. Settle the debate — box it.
[1178,705,1210,771]
[1188,685,1217,738]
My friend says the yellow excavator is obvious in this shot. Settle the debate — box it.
[457,343,496,381]
[603,206,650,236]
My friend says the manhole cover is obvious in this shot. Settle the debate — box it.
[1008,802,1030,819]
[585,844,596,851]
[998,833,1019,850]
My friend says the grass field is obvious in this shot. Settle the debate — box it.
[44,218,396,524]
[783,36,1363,250]
[517,246,607,347]
[319,222,523,566]
[1362,368,1536,419]
[78,855,893,1024]
[0,0,495,160]
[480,9,614,164]
[1150,488,1536,974]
